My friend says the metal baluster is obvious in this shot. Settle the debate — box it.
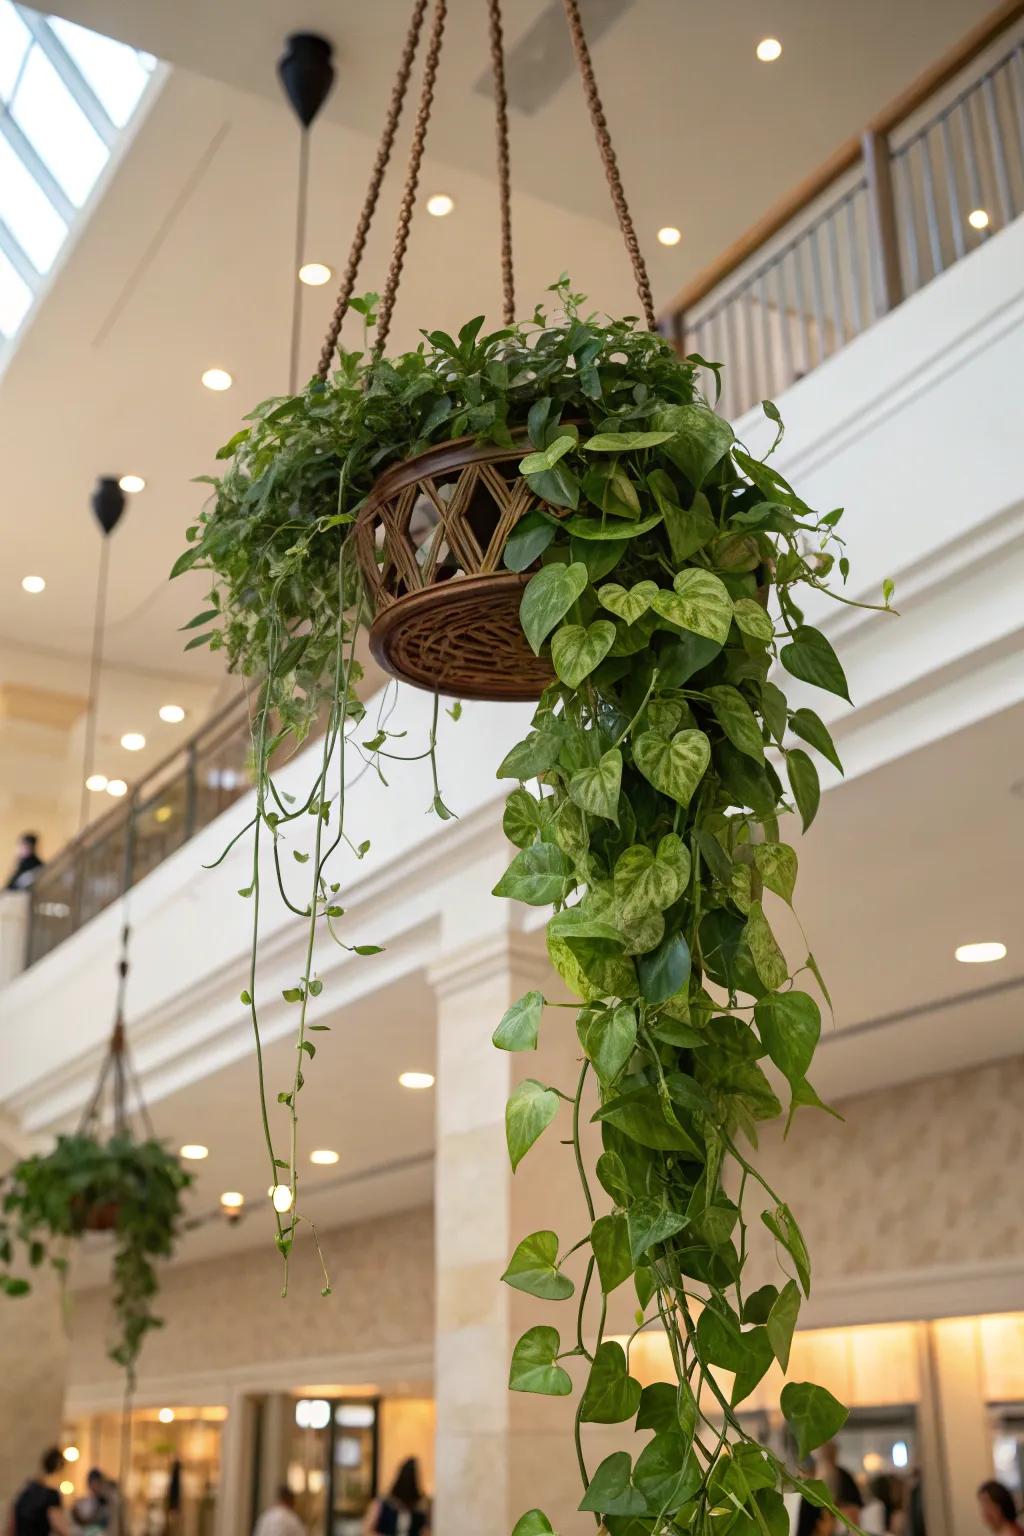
[825,200,846,344]
[1012,48,1024,172]
[845,191,865,334]
[776,253,794,389]
[961,94,990,237]
[896,152,921,296]
[939,110,966,262]
[791,239,810,379]
[724,293,739,415]
[808,221,827,365]
[757,269,773,399]
[919,130,944,277]
[982,71,1014,226]
[742,282,757,411]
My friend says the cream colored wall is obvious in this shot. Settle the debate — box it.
[377,1398,436,1498]
[65,1205,433,1397]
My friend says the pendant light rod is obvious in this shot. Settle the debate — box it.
[80,477,126,831]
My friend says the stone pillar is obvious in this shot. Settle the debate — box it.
[0,890,29,986]
[431,916,600,1536]
[927,1318,994,1536]
[0,1267,68,1507]
[216,1390,258,1536]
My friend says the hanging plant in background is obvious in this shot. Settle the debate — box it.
[0,941,191,1385]
[174,0,893,1525]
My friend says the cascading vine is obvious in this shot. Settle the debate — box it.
[177,279,892,1528]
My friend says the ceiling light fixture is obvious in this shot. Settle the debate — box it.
[62,1447,80,1463]
[21,575,45,594]
[106,779,128,798]
[201,368,233,392]
[85,773,109,792]
[158,1408,175,1424]
[118,474,146,494]
[756,37,782,62]
[179,1144,209,1160]
[399,1071,435,1090]
[657,226,681,247]
[310,1148,339,1165]
[271,1184,295,1213]
[159,704,186,724]
[426,193,454,217]
[121,732,146,752]
[220,1191,245,1209]
[299,261,332,286]
[954,941,1006,964]
[968,208,990,230]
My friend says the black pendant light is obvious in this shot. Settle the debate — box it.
[277,33,336,392]
[80,475,128,827]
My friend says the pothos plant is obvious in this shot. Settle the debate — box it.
[0,1133,192,1385]
[177,277,891,1530]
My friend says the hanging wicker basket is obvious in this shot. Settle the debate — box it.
[355,432,562,701]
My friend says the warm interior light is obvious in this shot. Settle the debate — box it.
[62,1446,80,1463]
[154,805,173,824]
[892,1441,909,1470]
[954,941,1006,963]
[220,1190,244,1208]
[180,1144,208,1160]
[119,474,146,494]
[272,1184,294,1213]
[85,773,108,792]
[59,1482,74,1497]
[756,37,782,62]
[121,732,146,751]
[399,1071,435,1090]
[201,368,233,391]
[426,193,454,217]
[159,703,186,724]
[299,262,332,286]
[657,226,681,247]
[106,779,128,798]
[968,207,990,230]
[21,575,45,594]
[158,1408,175,1424]
[310,1148,339,1165]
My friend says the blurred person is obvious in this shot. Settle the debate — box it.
[5,832,43,891]
[797,1499,836,1536]
[252,1488,303,1536]
[71,1470,114,1534]
[814,1441,863,1527]
[362,1460,430,1536]
[12,1449,70,1536]
[861,1474,903,1535]
[978,1481,1024,1536]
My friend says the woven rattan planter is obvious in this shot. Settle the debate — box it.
[354,432,559,701]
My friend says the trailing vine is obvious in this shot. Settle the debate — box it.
[178,278,891,1526]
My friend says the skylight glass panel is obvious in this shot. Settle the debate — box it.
[9,45,108,206]
[0,135,67,271]
[47,15,152,128]
[0,248,33,337]
[0,1,31,102]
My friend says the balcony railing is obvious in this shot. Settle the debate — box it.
[661,1,1024,419]
[25,697,254,968]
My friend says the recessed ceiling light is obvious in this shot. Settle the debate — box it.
[426,193,454,218]
[85,773,108,792]
[159,703,186,724]
[21,575,45,594]
[954,941,1006,963]
[756,37,782,62]
[220,1190,244,1209]
[201,368,233,392]
[399,1071,434,1090]
[968,207,990,230]
[119,474,146,494]
[62,1447,80,1463]
[310,1148,339,1165]
[271,1184,294,1212]
[106,779,128,798]
[121,732,146,751]
[158,1409,175,1424]
[299,261,332,286]
[179,1144,208,1160]
[657,226,682,247]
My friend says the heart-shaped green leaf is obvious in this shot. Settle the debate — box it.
[744,901,789,991]
[503,510,556,572]
[753,842,797,904]
[733,597,774,642]
[519,562,588,654]
[505,1079,559,1171]
[787,748,821,831]
[509,1325,573,1395]
[636,931,691,1005]
[781,1381,849,1458]
[654,403,735,486]
[493,843,570,906]
[705,685,765,764]
[627,1198,688,1262]
[590,1213,632,1293]
[502,1230,574,1300]
[510,1513,553,1536]
[579,1341,642,1423]
[493,990,545,1052]
[755,990,821,1087]
[780,625,851,702]
[634,729,710,805]
[518,433,575,475]
[568,747,621,822]
[634,1433,701,1513]
[578,1453,646,1517]
[651,569,733,644]
[497,724,565,779]
[762,1202,811,1295]
[563,510,663,541]
[614,835,691,922]
[597,580,658,625]
[551,619,615,687]
[583,1003,637,1083]
[789,707,844,774]
[583,429,675,452]
[767,1279,801,1369]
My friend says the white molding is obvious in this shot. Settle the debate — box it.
[800,1255,1024,1330]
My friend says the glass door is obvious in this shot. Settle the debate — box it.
[328,1401,379,1536]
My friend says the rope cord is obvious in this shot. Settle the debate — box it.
[560,0,656,330]
[316,0,430,380]
[487,0,515,324]
[376,0,448,355]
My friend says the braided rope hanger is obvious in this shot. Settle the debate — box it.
[315,0,655,376]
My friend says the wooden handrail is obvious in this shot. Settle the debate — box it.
[659,0,1024,320]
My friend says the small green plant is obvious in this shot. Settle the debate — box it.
[178,278,892,1529]
[0,1133,192,1384]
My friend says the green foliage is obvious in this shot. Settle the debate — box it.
[0,1134,191,1383]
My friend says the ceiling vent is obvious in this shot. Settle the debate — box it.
[474,0,634,116]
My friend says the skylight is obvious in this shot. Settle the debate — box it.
[0,1,158,352]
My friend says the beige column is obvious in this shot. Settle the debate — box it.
[216,1390,259,1536]
[927,1318,994,1536]
[256,1395,294,1514]
[431,918,605,1536]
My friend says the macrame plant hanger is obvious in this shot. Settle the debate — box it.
[317,0,656,701]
